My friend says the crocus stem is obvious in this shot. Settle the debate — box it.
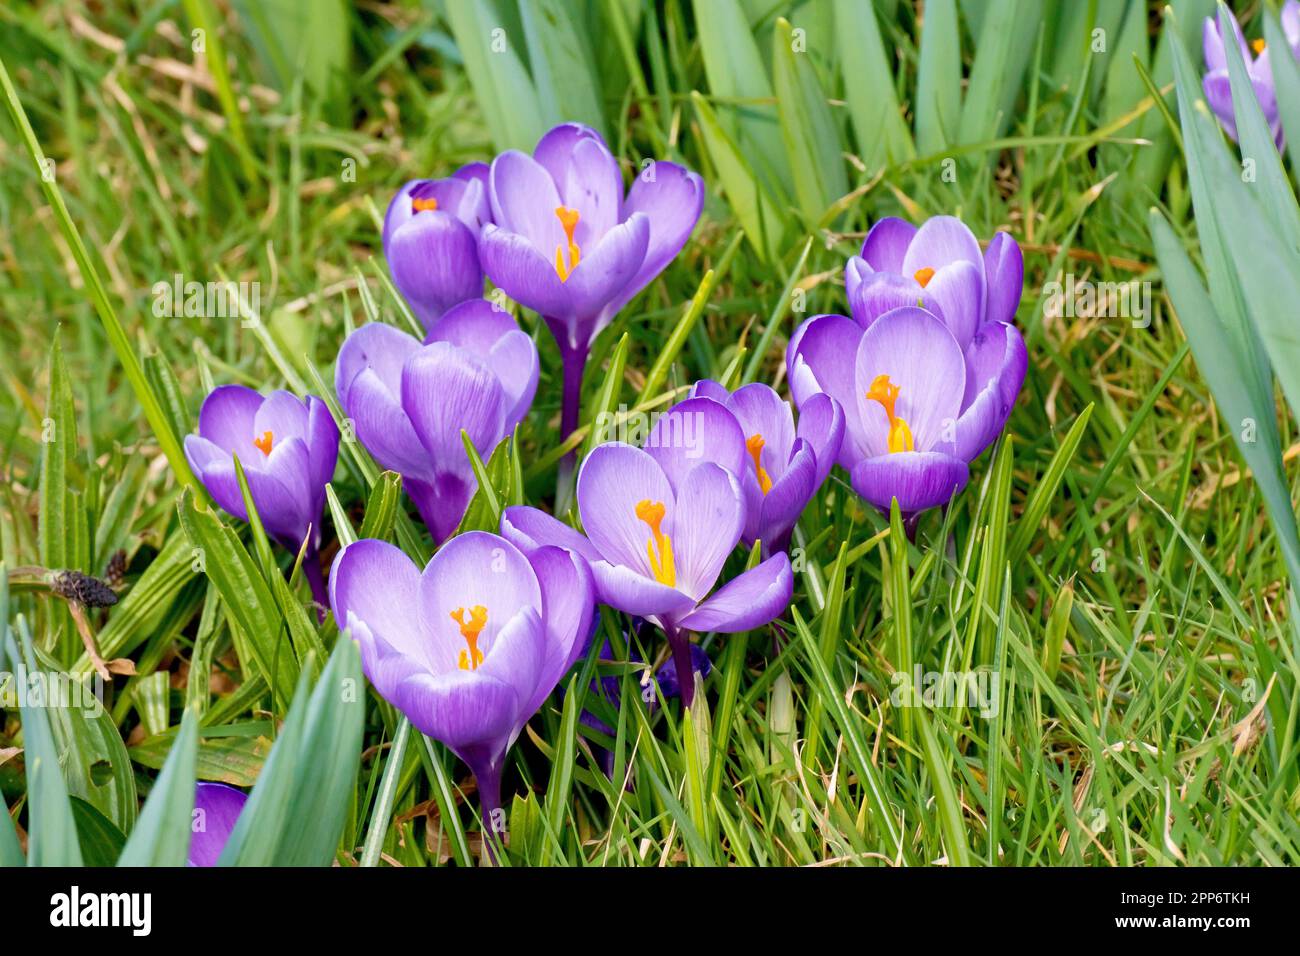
[302,546,328,622]
[555,337,589,507]
[903,512,921,544]
[474,762,505,865]
[665,621,696,709]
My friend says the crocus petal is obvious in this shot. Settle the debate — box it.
[850,451,969,513]
[953,320,1027,461]
[400,341,506,470]
[900,215,985,281]
[786,313,869,468]
[1284,0,1300,55]
[305,396,340,492]
[844,255,871,309]
[677,553,792,633]
[554,135,623,247]
[524,545,596,715]
[922,260,983,349]
[533,123,608,188]
[644,396,747,494]
[500,505,603,564]
[854,306,966,455]
[339,367,431,479]
[601,161,705,318]
[418,531,542,668]
[188,783,247,867]
[479,224,573,320]
[387,211,483,331]
[794,392,844,490]
[450,161,492,228]
[589,560,697,618]
[755,439,817,549]
[198,384,263,462]
[184,436,249,522]
[563,212,650,329]
[1203,16,1227,71]
[248,436,313,546]
[668,462,745,602]
[983,232,1024,326]
[395,670,521,756]
[253,390,308,442]
[330,539,434,670]
[725,383,796,470]
[577,442,675,577]
[427,299,539,430]
[860,217,917,273]
[1203,70,1239,140]
[488,149,565,253]
[336,321,421,411]
[688,379,731,404]
[475,606,546,715]
[848,271,934,330]
[404,474,476,544]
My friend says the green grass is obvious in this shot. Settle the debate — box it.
[1,0,1298,866]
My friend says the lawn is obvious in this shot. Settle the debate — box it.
[1,0,1297,869]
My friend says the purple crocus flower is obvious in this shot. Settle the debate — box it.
[844,215,1024,340]
[335,299,539,542]
[330,532,594,838]
[479,123,704,469]
[1202,2,1300,147]
[184,386,339,606]
[787,302,1026,522]
[500,398,793,707]
[383,163,491,332]
[188,782,247,867]
[688,380,844,555]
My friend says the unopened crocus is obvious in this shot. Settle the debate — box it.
[1202,2,1300,147]
[383,163,491,332]
[188,782,248,867]
[335,299,538,542]
[479,123,704,467]
[185,386,339,606]
[500,398,793,707]
[787,303,1026,522]
[844,215,1023,341]
[330,532,594,839]
[689,380,844,554]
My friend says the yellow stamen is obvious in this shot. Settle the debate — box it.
[635,500,676,588]
[1253,38,1266,55]
[913,267,935,288]
[553,206,582,282]
[253,430,274,456]
[412,196,439,213]
[746,434,773,495]
[450,605,488,671]
[865,374,915,454]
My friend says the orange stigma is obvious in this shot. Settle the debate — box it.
[553,206,581,281]
[1253,38,1266,54]
[253,430,274,456]
[746,434,773,495]
[635,500,676,587]
[865,374,915,453]
[913,267,935,288]
[450,605,488,670]
[412,196,439,213]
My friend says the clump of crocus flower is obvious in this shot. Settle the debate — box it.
[383,163,491,332]
[185,385,339,606]
[479,123,704,477]
[188,782,248,867]
[689,380,843,555]
[501,397,793,707]
[1202,1,1300,147]
[788,216,1026,524]
[330,532,594,839]
[335,299,538,542]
